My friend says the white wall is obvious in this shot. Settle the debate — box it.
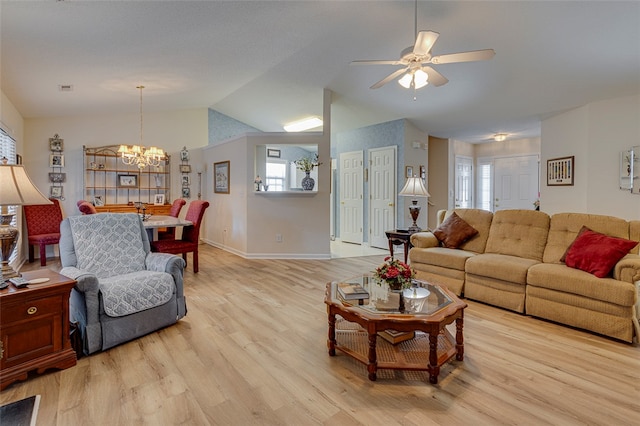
[541,94,640,220]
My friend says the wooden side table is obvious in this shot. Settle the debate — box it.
[385,230,412,264]
[0,270,77,390]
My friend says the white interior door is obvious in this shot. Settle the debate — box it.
[340,151,363,244]
[369,146,396,249]
[455,156,473,208]
[494,155,539,211]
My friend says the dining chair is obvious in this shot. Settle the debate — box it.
[150,200,210,272]
[23,198,63,266]
[78,200,97,214]
[157,198,186,240]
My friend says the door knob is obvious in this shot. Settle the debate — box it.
[388,203,394,207]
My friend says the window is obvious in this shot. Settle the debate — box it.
[477,160,493,211]
[265,160,287,191]
[1,126,18,265]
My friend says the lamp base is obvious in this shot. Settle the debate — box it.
[0,222,20,280]
[407,200,422,234]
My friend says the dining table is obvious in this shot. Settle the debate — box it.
[142,215,193,242]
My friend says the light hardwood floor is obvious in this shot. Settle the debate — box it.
[2,245,639,425]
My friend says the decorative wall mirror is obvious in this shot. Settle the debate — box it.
[255,144,319,192]
[620,146,639,194]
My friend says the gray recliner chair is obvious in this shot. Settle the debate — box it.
[59,213,187,355]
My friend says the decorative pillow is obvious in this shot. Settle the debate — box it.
[560,225,590,263]
[432,212,478,249]
[564,228,638,278]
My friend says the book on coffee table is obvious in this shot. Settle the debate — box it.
[337,282,369,300]
[377,329,415,344]
[0,395,40,426]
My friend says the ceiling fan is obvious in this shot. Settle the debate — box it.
[351,0,495,91]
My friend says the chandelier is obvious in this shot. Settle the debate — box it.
[118,86,165,169]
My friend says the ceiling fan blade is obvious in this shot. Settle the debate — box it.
[413,31,439,56]
[370,68,408,89]
[422,66,448,87]
[431,49,495,64]
[351,60,403,66]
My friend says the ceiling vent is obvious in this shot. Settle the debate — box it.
[58,84,73,92]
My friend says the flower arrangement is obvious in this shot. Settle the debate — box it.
[373,256,415,290]
[294,153,322,173]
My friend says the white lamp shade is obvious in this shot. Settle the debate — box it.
[0,164,52,206]
[399,176,430,197]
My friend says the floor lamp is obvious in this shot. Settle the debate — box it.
[0,158,52,280]
[399,176,430,233]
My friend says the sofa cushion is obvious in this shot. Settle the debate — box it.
[410,246,475,271]
[99,270,175,317]
[465,253,540,285]
[432,212,478,248]
[438,209,493,254]
[528,263,636,306]
[484,210,550,261]
[564,229,638,278]
[543,213,631,264]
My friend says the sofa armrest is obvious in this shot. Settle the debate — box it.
[60,266,102,354]
[146,252,186,317]
[614,254,640,283]
[410,231,440,248]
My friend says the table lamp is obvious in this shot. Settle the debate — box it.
[399,176,430,233]
[0,158,52,279]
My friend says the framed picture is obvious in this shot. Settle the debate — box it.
[16,154,22,165]
[182,175,191,186]
[547,156,574,186]
[93,195,104,206]
[267,148,281,158]
[214,160,230,194]
[50,186,63,198]
[49,135,64,152]
[117,174,138,188]
[180,164,192,173]
[180,146,189,162]
[49,153,64,167]
[419,165,426,181]
[154,175,163,188]
[405,165,413,178]
[154,193,165,205]
[182,187,191,198]
[49,172,66,183]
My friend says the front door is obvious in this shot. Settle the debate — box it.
[339,151,363,244]
[455,156,473,208]
[369,146,396,249]
[494,155,539,211]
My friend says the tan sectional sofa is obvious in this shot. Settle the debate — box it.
[409,209,640,343]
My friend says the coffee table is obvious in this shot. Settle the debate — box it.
[324,274,467,384]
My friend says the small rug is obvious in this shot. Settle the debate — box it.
[0,395,40,426]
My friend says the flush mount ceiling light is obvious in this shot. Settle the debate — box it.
[493,133,508,142]
[283,117,323,132]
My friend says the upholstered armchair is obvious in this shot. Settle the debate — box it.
[23,198,63,266]
[59,213,187,355]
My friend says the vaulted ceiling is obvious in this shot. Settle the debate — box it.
[2,1,639,142]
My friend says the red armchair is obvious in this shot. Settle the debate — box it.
[23,198,63,266]
[151,200,209,272]
[157,198,187,240]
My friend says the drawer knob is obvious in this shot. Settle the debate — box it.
[27,306,38,315]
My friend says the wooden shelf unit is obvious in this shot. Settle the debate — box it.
[83,145,171,207]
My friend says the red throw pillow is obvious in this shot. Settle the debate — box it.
[432,212,478,249]
[560,225,590,263]
[564,229,638,278]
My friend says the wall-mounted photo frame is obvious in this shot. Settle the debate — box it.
[180,164,192,173]
[49,153,64,167]
[49,172,66,183]
[93,195,104,206]
[16,154,22,165]
[547,156,574,186]
[267,148,281,158]
[49,135,64,152]
[182,175,191,186]
[180,146,189,162]
[154,193,165,205]
[214,160,230,194]
[50,186,63,199]
[182,187,191,198]
[419,165,426,181]
[117,174,138,188]
[405,165,413,178]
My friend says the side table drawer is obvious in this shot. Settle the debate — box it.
[1,296,61,323]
